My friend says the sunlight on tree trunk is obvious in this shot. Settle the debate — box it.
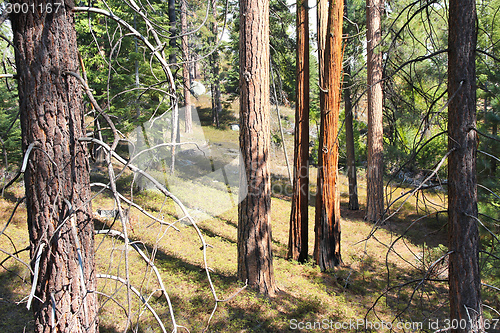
[447,1,483,331]
[288,0,309,263]
[237,0,277,295]
[344,63,359,211]
[169,0,179,174]
[11,1,98,331]
[366,0,384,223]
[314,0,344,271]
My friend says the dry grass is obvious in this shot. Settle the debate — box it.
[0,95,457,332]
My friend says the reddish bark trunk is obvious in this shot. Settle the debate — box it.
[344,64,359,211]
[314,0,328,265]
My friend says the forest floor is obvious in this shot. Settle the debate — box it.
[1,94,496,332]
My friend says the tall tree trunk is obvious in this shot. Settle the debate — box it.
[181,0,192,133]
[288,0,309,263]
[314,0,328,265]
[344,64,359,210]
[317,0,328,85]
[238,0,277,295]
[211,0,222,127]
[448,1,483,332]
[168,0,179,173]
[314,0,344,271]
[11,1,98,332]
[168,0,177,65]
[366,0,384,222]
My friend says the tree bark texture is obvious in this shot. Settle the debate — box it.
[317,0,328,91]
[314,0,344,271]
[366,0,384,222]
[238,0,277,295]
[181,0,192,133]
[448,1,483,332]
[288,0,309,263]
[211,0,222,127]
[11,1,98,332]
[344,64,359,210]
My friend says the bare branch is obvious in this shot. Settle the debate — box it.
[96,274,168,333]
[26,243,46,310]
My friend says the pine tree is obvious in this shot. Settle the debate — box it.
[314,0,344,271]
[237,0,277,295]
[288,0,309,263]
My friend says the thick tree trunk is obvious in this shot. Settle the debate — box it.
[314,0,344,271]
[168,0,177,65]
[447,1,483,332]
[288,0,309,263]
[211,0,222,128]
[366,0,384,223]
[181,0,192,133]
[11,1,98,332]
[238,0,277,295]
[168,0,179,173]
[314,0,328,265]
[344,64,359,210]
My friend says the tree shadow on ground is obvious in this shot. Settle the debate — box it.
[93,217,346,332]
[0,265,34,332]
[206,288,342,333]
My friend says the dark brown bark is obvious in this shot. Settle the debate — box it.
[181,0,192,133]
[168,0,180,175]
[237,0,277,295]
[344,64,359,211]
[314,0,344,271]
[366,0,384,222]
[288,0,309,263]
[11,1,98,332]
[447,1,483,332]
